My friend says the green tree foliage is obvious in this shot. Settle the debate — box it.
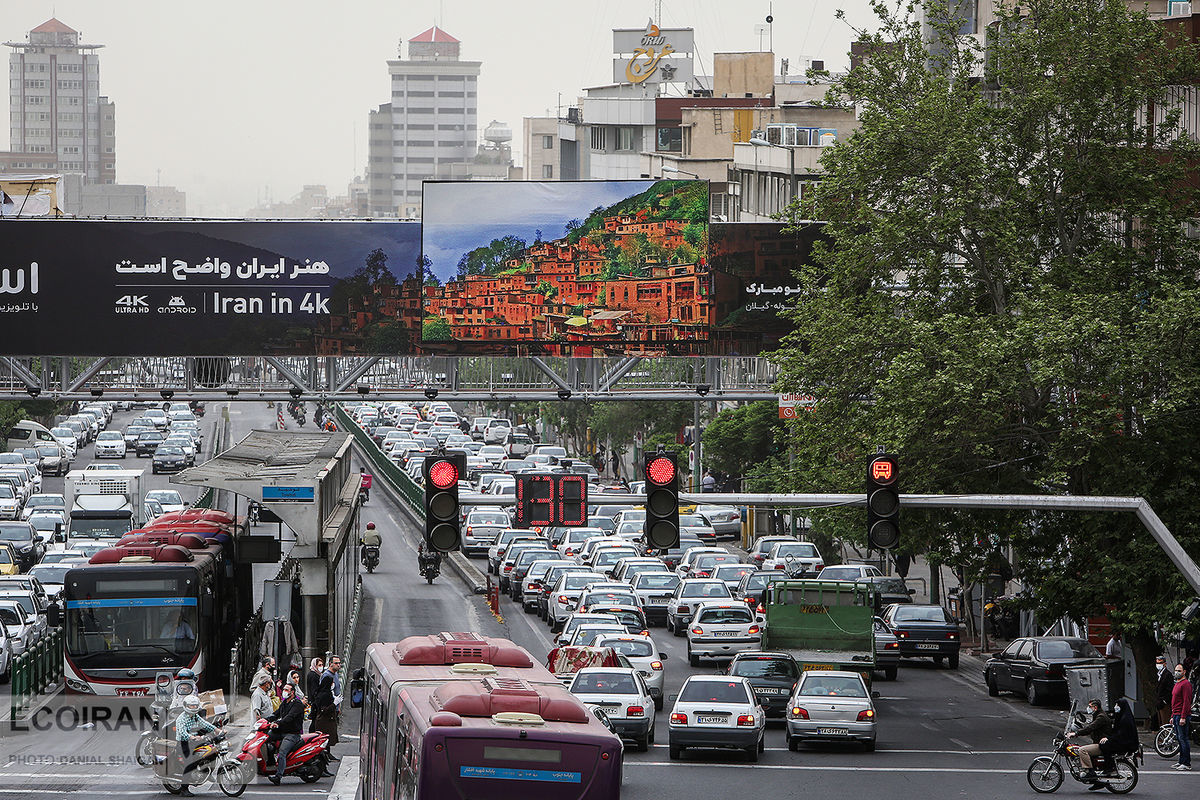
[455,235,528,279]
[422,316,453,341]
[703,402,784,481]
[772,0,1200,699]
[534,280,558,300]
[363,321,411,354]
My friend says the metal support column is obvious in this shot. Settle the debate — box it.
[530,357,572,393]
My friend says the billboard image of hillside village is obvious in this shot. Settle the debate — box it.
[420,180,710,352]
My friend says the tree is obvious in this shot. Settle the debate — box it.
[422,316,452,341]
[455,235,528,279]
[771,0,1200,704]
[703,402,783,483]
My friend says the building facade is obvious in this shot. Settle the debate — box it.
[5,18,115,184]
[366,26,480,218]
[523,116,559,180]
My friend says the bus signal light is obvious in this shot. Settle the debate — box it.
[423,452,466,553]
[866,454,900,550]
[643,452,680,550]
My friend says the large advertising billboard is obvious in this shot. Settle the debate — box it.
[420,179,711,351]
[0,220,422,355]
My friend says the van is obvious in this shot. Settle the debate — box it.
[6,420,56,453]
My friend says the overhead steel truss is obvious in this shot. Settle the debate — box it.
[0,355,780,402]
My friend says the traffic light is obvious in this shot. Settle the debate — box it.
[643,451,680,550]
[866,454,900,550]
[423,452,465,552]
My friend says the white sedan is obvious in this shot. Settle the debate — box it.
[568,667,657,750]
[668,675,766,761]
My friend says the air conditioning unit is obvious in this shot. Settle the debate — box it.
[566,107,582,124]
[767,124,801,146]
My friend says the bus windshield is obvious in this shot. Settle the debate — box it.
[66,600,199,666]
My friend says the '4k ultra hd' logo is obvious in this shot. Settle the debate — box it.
[115,294,149,314]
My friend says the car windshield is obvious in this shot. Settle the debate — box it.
[731,657,798,679]
[798,676,867,698]
[698,606,753,624]
[0,525,33,543]
[597,639,653,657]
[586,593,638,607]
[774,543,817,558]
[147,491,183,505]
[679,680,749,704]
[892,606,950,623]
[0,596,35,616]
[1038,640,1101,659]
[0,607,25,625]
[97,432,122,441]
[636,574,680,590]
[572,672,639,694]
[820,567,863,580]
[694,554,740,568]
[470,513,509,525]
[157,446,184,455]
[0,487,13,499]
[682,582,731,599]
[30,565,71,583]
[36,446,60,457]
[875,577,908,593]
[563,575,603,590]
[679,515,710,527]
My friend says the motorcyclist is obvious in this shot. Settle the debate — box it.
[361,522,382,547]
[174,695,219,796]
[1067,699,1111,790]
[1081,698,1138,788]
[417,543,442,574]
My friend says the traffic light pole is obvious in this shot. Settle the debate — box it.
[469,490,1200,596]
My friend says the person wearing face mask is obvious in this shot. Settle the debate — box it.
[1080,697,1138,787]
[1171,662,1193,770]
[1152,655,1175,731]
[1068,698,1112,790]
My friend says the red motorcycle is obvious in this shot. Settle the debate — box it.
[232,718,331,785]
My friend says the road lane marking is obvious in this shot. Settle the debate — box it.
[949,737,973,750]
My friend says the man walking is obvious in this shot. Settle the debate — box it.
[1171,662,1193,770]
[312,655,343,760]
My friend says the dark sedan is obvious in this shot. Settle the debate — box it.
[726,651,800,717]
[880,603,961,669]
[0,521,44,572]
[135,431,165,457]
[983,636,1106,705]
[152,445,188,474]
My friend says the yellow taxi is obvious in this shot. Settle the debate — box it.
[0,542,18,575]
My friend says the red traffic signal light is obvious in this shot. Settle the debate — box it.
[866,454,900,550]
[646,456,677,485]
[644,452,680,550]
[428,460,459,489]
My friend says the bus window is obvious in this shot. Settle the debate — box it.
[373,689,388,800]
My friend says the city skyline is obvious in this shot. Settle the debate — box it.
[0,0,877,216]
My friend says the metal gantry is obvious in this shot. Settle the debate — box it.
[0,355,780,403]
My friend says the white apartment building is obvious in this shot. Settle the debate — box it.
[367,26,480,218]
[5,17,115,184]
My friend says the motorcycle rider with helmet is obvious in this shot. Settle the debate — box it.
[361,522,381,548]
[417,543,442,575]
[175,695,219,796]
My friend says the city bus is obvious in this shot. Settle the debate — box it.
[61,531,238,696]
[355,632,623,800]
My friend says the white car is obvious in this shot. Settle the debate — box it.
[567,623,629,648]
[785,670,877,751]
[569,667,657,750]
[575,536,631,566]
[556,528,607,560]
[463,509,515,558]
[666,579,733,635]
[819,564,885,581]
[684,601,763,666]
[520,558,574,612]
[594,634,668,710]
[146,489,187,515]
[0,600,38,654]
[685,552,745,580]
[0,620,12,681]
[631,572,681,625]
[668,675,766,761]
[28,511,65,544]
[93,431,127,459]
[0,486,20,520]
[486,529,543,573]
[470,417,495,440]
[588,546,641,576]
[28,563,73,601]
[761,541,825,576]
[547,572,607,629]
[674,547,730,578]
[477,445,507,468]
[49,427,79,459]
[483,419,513,445]
[711,563,758,593]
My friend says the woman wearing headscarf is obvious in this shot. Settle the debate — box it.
[1083,698,1138,790]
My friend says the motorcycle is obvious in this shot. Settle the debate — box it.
[231,717,331,785]
[158,730,247,797]
[419,551,441,585]
[362,544,380,574]
[1026,732,1140,794]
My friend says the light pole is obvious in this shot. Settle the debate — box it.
[662,166,700,179]
[750,136,797,217]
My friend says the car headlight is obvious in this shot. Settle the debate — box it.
[19,544,32,553]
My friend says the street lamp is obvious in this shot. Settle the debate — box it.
[750,136,797,216]
[663,166,700,179]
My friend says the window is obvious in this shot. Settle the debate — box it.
[542,134,554,149]
[617,127,635,151]
[542,164,554,179]
[590,127,606,151]
[657,126,682,152]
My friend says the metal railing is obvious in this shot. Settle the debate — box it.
[342,575,364,661]
[227,556,299,722]
[334,405,424,517]
[9,628,63,719]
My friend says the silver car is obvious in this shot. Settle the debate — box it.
[463,509,514,557]
[785,670,877,751]
[697,505,742,537]
[594,633,668,710]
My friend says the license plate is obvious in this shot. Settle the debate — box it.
[817,728,848,736]
[646,597,668,604]
[802,663,835,672]
[714,631,739,637]
[116,687,149,697]
[697,715,727,725]
[755,688,784,696]
[916,643,940,650]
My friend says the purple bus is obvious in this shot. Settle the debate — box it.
[354,632,622,800]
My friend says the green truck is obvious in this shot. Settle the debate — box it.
[763,579,877,683]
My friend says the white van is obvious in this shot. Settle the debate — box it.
[6,420,57,453]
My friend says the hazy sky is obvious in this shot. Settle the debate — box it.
[1,0,878,216]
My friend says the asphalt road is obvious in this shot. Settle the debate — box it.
[3,405,1194,798]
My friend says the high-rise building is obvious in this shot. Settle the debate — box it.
[4,18,115,184]
[367,26,480,218]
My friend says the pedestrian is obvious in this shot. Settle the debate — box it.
[285,668,306,703]
[701,470,716,493]
[306,657,324,703]
[1170,662,1193,770]
[1105,634,1122,659]
[264,682,305,785]
[251,675,275,722]
[311,655,343,756]
[1152,655,1175,731]
[610,449,621,481]
[250,655,277,694]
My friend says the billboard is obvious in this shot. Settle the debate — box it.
[613,21,694,85]
[0,220,422,355]
[420,180,710,351]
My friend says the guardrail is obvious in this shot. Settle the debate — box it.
[342,574,364,661]
[9,628,63,719]
[333,405,425,517]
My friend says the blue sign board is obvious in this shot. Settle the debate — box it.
[263,485,315,503]
[459,766,581,783]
